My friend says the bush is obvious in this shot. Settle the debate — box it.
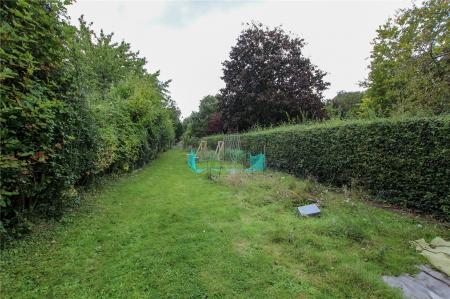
[205,117,450,218]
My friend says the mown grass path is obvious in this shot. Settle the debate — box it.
[2,150,302,298]
[1,150,447,298]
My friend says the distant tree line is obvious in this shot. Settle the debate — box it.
[184,0,449,139]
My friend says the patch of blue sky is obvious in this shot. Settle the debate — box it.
[151,0,257,27]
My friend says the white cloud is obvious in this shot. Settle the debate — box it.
[67,0,411,118]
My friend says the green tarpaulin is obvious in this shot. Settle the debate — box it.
[411,237,450,276]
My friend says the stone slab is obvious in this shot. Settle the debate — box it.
[297,204,320,217]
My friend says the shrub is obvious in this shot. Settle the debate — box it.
[205,117,450,218]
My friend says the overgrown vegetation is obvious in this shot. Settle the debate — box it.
[1,150,447,298]
[0,1,179,238]
[204,116,450,218]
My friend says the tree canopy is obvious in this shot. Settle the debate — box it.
[184,95,221,138]
[325,91,365,119]
[220,22,329,131]
[362,0,450,117]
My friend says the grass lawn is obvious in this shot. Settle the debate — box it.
[1,150,448,298]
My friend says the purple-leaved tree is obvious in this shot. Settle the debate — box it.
[220,22,329,131]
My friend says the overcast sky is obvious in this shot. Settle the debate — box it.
[66,0,412,118]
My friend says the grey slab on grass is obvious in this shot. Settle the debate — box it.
[297,204,320,217]
[383,265,450,299]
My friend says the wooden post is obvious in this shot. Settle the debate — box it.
[196,140,208,160]
[215,140,224,161]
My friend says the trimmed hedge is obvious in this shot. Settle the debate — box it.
[204,117,450,218]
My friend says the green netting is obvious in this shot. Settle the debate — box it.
[187,134,265,176]
[187,150,203,173]
[246,153,266,173]
[187,150,265,175]
[224,149,245,163]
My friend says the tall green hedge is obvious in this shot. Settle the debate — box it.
[204,117,450,218]
[0,1,175,238]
